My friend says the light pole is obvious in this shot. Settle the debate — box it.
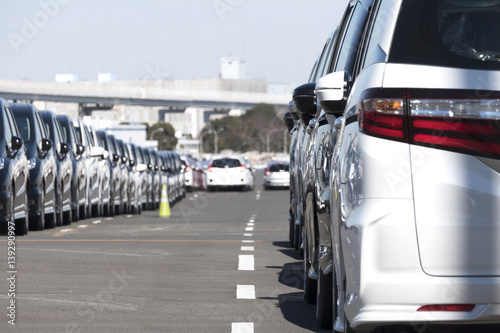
[150,127,164,141]
[266,128,281,153]
[214,128,224,154]
[199,130,213,156]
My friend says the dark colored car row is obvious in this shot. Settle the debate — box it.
[0,100,186,235]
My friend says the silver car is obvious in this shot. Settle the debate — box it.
[263,160,290,189]
[316,0,500,331]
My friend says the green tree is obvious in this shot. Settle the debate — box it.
[146,122,177,151]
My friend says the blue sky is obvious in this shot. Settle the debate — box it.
[1,0,346,84]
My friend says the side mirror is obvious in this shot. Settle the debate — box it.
[129,159,136,167]
[293,82,317,125]
[161,166,167,172]
[283,111,294,132]
[334,116,344,131]
[121,156,127,164]
[148,163,153,170]
[112,153,120,163]
[76,144,85,156]
[11,136,24,151]
[306,118,317,135]
[41,138,53,152]
[90,146,105,158]
[60,142,70,155]
[316,71,348,116]
[155,165,159,171]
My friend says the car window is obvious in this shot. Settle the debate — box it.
[331,1,372,75]
[389,0,500,70]
[212,158,241,168]
[14,114,32,143]
[269,163,289,172]
[4,106,15,150]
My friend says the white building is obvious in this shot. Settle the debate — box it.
[220,57,246,79]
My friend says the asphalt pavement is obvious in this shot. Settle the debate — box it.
[0,171,329,333]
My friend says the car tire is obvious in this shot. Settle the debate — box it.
[303,234,317,304]
[73,187,79,222]
[316,266,334,329]
[32,185,45,231]
[15,186,29,236]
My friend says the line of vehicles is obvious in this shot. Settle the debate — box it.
[0,99,188,235]
[285,0,500,332]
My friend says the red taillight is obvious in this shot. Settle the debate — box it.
[358,89,500,159]
[265,169,270,176]
[207,165,212,172]
[240,165,246,172]
[417,304,475,312]
[186,165,191,172]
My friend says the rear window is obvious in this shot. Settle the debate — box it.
[212,158,241,168]
[269,163,289,172]
[389,0,500,70]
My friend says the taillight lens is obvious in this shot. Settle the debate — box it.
[358,89,500,159]
[186,165,191,172]
[265,169,270,176]
[417,304,475,312]
[207,165,212,172]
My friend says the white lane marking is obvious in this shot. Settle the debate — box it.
[126,215,133,218]
[242,240,254,243]
[77,225,88,229]
[247,222,255,227]
[243,233,253,237]
[245,227,254,232]
[241,246,254,252]
[249,218,255,223]
[238,255,254,271]
[231,322,254,333]
[59,229,73,233]
[92,220,101,224]
[106,217,113,221]
[236,285,255,299]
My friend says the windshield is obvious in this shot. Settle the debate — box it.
[13,114,33,143]
[212,158,242,168]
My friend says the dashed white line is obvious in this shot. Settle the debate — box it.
[241,246,254,252]
[243,233,253,237]
[59,229,73,233]
[236,285,255,299]
[77,225,88,229]
[242,240,254,243]
[126,215,133,218]
[105,217,113,221]
[231,322,254,333]
[247,222,255,227]
[238,255,254,271]
[245,227,254,232]
[92,220,102,224]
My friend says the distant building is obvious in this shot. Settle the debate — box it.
[98,73,117,82]
[55,73,78,83]
[220,57,246,79]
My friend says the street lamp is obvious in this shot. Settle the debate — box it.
[214,128,224,154]
[150,127,164,141]
[266,128,281,153]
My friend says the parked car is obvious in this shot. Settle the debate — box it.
[0,99,29,235]
[126,143,147,214]
[206,155,254,191]
[40,111,73,226]
[73,120,103,218]
[131,144,149,211]
[11,103,57,230]
[115,138,131,214]
[57,115,86,221]
[309,0,500,331]
[263,160,290,189]
[88,126,110,217]
[104,133,123,215]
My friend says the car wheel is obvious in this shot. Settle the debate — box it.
[303,234,317,304]
[15,185,29,236]
[316,266,334,329]
[32,185,45,231]
[73,187,79,222]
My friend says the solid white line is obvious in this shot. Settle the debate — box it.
[77,225,88,229]
[236,285,255,299]
[243,233,253,237]
[245,227,254,232]
[238,255,254,271]
[241,246,254,251]
[231,322,254,333]
[242,240,254,243]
